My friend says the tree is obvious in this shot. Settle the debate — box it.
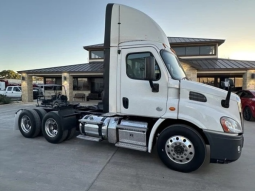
[0,70,21,79]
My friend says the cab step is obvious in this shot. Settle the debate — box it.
[115,142,147,152]
[76,135,102,142]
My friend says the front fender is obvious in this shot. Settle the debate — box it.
[148,118,165,153]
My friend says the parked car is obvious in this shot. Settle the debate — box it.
[236,90,255,121]
[0,86,43,100]
[0,86,22,99]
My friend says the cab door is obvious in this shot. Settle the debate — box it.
[13,87,22,98]
[5,87,13,97]
[119,47,168,117]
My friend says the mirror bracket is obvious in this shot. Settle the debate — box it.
[221,79,234,108]
[149,80,159,92]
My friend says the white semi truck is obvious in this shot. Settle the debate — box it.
[15,4,244,172]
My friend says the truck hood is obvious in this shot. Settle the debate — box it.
[180,80,240,102]
[178,80,242,132]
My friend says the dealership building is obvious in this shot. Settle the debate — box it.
[18,37,255,102]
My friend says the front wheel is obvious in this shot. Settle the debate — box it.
[157,124,206,173]
[243,107,253,121]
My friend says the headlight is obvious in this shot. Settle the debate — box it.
[220,117,242,134]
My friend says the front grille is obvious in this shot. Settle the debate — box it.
[189,92,207,102]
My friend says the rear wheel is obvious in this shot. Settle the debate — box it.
[157,124,206,173]
[243,107,254,121]
[34,108,47,136]
[18,109,41,138]
[66,128,77,140]
[34,108,47,120]
[42,112,68,143]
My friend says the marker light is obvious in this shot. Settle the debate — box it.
[169,107,175,111]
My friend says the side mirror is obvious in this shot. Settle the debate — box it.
[228,79,234,87]
[145,56,156,81]
[145,56,159,92]
[221,79,234,89]
[221,78,234,108]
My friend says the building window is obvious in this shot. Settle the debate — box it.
[90,50,104,59]
[44,77,62,90]
[45,78,55,84]
[198,77,243,91]
[173,47,185,56]
[91,78,104,93]
[73,78,90,91]
[172,45,216,56]
[126,52,161,80]
[186,47,199,56]
[234,77,243,88]
[200,46,215,55]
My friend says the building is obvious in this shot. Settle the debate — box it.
[18,37,255,102]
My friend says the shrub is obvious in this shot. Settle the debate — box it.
[0,95,12,104]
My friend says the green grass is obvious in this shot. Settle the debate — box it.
[0,95,12,104]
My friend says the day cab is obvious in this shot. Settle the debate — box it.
[15,4,244,173]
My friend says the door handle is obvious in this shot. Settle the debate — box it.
[122,97,129,109]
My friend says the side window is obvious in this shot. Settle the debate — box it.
[240,91,247,98]
[7,87,12,91]
[126,52,161,80]
[13,87,20,92]
[243,91,253,98]
[236,91,243,97]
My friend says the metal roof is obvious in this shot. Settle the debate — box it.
[83,37,225,50]
[182,58,255,71]
[168,37,225,46]
[18,62,104,74]
[83,43,104,50]
[19,58,255,75]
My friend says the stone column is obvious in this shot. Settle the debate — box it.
[62,73,73,101]
[181,62,198,81]
[21,73,33,102]
[243,70,255,90]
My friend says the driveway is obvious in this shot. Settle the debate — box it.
[0,103,254,191]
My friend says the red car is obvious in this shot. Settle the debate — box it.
[236,90,255,121]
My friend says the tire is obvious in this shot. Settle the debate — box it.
[42,111,68,144]
[65,128,77,140]
[18,109,41,138]
[243,107,254,121]
[34,108,47,121]
[157,124,206,173]
[34,108,47,136]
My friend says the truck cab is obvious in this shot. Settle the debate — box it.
[15,3,244,173]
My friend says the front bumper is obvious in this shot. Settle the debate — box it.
[204,130,244,163]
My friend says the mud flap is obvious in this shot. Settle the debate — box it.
[14,109,23,130]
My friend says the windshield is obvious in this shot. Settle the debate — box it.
[160,49,186,80]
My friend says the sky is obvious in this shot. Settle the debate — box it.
[0,0,255,72]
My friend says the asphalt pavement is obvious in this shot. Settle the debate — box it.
[0,102,254,191]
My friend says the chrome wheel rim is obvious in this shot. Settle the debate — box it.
[20,115,32,133]
[165,135,195,164]
[45,118,58,137]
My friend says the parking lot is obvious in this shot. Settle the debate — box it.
[0,103,255,191]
